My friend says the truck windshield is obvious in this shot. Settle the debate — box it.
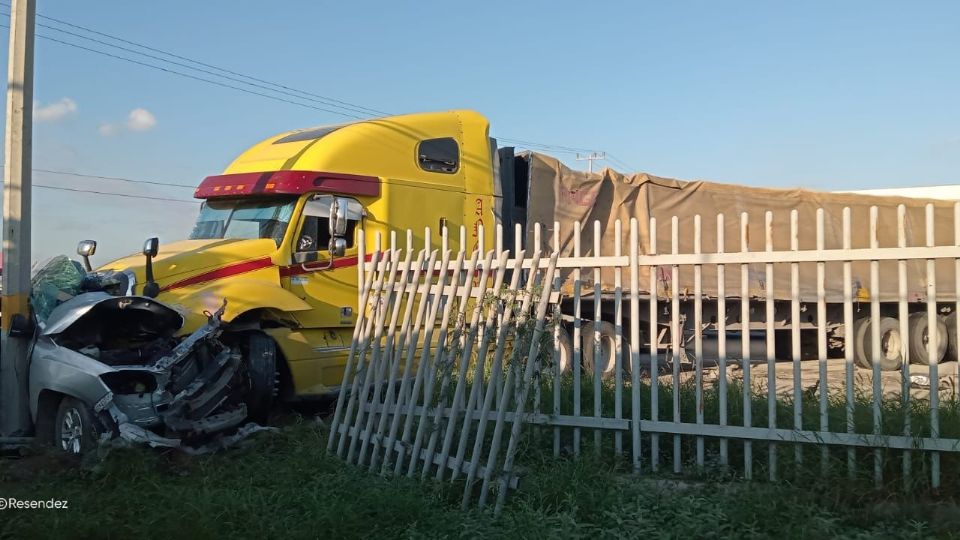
[190,198,296,246]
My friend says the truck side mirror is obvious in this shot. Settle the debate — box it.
[77,239,97,271]
[143,237,159,258]
[142,237,160,298]
[328,198,349,238]
[329,238,347,257]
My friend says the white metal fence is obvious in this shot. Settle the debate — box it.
[329,202,960,513]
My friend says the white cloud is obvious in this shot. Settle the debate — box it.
[98,122,118,136]
[34,97,77,122]
[126,108,156,132]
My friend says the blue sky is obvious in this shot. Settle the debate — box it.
[3,0,959,262]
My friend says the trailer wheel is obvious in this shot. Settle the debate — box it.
[244,332,278,422]
[582,321,630,377]
[553,325,573,375]
[907,312,948,365]
[945,312,958,363]
[853,317,903,371]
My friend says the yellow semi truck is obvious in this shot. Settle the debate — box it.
[99,110,499,413]
[95,109,959,417]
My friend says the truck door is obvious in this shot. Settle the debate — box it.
[284,194,364,330]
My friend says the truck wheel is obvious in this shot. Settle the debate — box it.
[244,332,278,422]
[908,312,948,365]
[945,312,958,363]
[853,317,903,371]
[582,321,630,378]
[54,397,100,455]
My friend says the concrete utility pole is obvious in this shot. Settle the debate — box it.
[576,151,606,174]
[1,0,36,436]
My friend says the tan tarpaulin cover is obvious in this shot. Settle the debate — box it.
[525,153,957,302]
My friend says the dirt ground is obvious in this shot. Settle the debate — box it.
[660,358,960,402]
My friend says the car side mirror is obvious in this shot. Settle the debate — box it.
[8,313,35,338]
[77,239,97,271]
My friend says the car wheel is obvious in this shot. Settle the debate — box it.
[54,397,100,455]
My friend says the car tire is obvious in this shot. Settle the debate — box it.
[53,397,100,455]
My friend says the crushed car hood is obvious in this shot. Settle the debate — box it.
[42,292,184,337]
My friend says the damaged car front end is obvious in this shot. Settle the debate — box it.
[27,256,265,454]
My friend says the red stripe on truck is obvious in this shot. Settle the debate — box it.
[160,257,275,292]
[159,254,370,292]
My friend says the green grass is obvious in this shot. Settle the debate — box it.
[2,417,959,539]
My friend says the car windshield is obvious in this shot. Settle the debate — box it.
[190,198,296,246]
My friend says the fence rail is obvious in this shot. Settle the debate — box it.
[329,202,960,513]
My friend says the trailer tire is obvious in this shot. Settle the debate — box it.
[244,332,278,422]
[852,318,871,369]
[582,321,630,377]
[945,312,958,363]
[853,317,903,371]
[908,312,948,366]
[554,325,573,375]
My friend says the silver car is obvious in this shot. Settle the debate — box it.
[27,257,250,454]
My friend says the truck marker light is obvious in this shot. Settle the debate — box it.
[195,171,380,199]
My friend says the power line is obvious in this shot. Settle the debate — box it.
[0,23,367,119]
[606,153,638,172]
[34,184,199,204]
[0,3,389,118]
[2,165,198,189]
[0,8,636,173]
[496,136,601,154]
[37,11,389,117]
[31,168,196,189]
[29,18,375,119]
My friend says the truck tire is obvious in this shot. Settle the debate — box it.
[582,321,630,378]
[908,312,948,365]
[54,397,100,455]
[853,316,903,371]
[244,332,278,422]
[945,312,958,363]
